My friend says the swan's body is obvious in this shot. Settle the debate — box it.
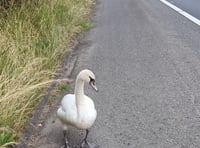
[57,94,97,129]
[57,69,98,148]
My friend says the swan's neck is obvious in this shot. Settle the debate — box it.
[75,78,85,105]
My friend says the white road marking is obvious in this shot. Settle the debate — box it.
[160,0,200,26]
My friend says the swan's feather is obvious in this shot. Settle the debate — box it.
[57,94,77,126]
[57,94,97,129]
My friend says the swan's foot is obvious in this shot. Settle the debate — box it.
[60,143,71,148]
[80,140,99,148]
[80,129,99,148]
[61,130,74,148]
[60,144,77,148]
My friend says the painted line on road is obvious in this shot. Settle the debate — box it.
[160,0,200,26]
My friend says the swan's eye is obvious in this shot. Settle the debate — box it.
[89,76,95,84]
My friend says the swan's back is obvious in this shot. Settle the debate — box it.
[57,94,77,125]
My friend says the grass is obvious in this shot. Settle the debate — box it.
[48,83,70,106]
[0,128,16,147]
[58,83,70,91]
[0,0,93,147]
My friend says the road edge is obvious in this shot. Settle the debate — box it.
[17,42,80,148]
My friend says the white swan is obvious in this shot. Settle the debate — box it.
[57,69,98,148]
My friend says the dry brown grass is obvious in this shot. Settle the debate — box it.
[0,0,93,146]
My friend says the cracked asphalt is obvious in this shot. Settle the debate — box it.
[24,0,200,147]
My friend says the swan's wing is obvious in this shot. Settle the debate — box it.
[83,95,96,108]
[57,94,77,125]
[61,94,76,111]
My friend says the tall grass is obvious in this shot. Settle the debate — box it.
[0,0,93,146]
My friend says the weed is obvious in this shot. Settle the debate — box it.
[0,128,17,147]
[0,0,93,146]
[58,83,70,91]
[81,22,93,30]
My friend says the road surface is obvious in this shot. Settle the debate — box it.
[166,0,200,20]
[29,0,200,147]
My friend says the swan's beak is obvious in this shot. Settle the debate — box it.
[90,82,98,92]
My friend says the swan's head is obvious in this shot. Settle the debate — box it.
[78,69,98,92]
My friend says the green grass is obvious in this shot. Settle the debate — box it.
[0,128,16,147]
[81,22,93,29]
[58,83,70,91]
[0,0,93,147]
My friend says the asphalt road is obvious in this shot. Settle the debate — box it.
[166,0,200,20]
[32,0,200,147]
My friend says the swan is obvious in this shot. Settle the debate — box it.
[57,69,98,148]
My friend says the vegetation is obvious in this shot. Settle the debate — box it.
[0,0,93,147]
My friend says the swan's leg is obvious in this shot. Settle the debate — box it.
[59,123,73,148]
[80,129,98,148]
[81,129,89,145]
[60,130,71,148]
[64,130,70,148]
